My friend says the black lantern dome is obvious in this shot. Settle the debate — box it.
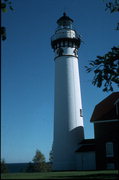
[51,13,81,51]
[57,12,73,28]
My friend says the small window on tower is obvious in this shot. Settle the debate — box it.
[69,42,72,47]
[61,42,63,47]
[80,109,83,117]
[57,48,63,56]
[73,48,78,56]
[65,41,68,46]
[72,43,75,48]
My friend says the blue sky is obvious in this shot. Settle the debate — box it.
[1,0,119,163]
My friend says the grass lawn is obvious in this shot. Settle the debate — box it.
[1,170,118,179]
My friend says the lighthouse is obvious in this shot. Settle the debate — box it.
[51,13,84,170]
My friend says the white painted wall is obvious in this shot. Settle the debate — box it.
[76,151,96,170]
[53,55,84,170]
[51,29,79,41]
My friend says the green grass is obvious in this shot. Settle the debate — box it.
[1,170,118,179]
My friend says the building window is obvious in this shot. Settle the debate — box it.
[106,142,114,157]
[106,163,115,170]
[80,109,83,117]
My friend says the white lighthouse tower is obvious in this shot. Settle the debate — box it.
[51,13,84,171]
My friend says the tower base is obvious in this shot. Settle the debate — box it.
[53,126,84,171]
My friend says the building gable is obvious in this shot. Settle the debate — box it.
[90,92,119,122]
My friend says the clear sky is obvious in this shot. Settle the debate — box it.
[1,0,119,163]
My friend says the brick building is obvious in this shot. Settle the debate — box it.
[76,92,119,170]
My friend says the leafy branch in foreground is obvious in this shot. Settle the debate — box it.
[85,47,119,92]
[105,0,119,13]
[1,0,14,40]
[105,0,119,30]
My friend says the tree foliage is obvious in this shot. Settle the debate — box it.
[85,0,119,92]
[32,149,47,172]
[26,150,52,172]
[1,0,14,40]
[105,0,119,12]
[0,159,8,173]
[85,47,119,92]
[32,150,45,164]
[1,0,14,12]
[105,0,119,29]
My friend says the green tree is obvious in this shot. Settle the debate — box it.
[85,0,119,92]
[44,150,53,172]
[32,150,47,172]
[1,0,14,40]
[0,159,8,173]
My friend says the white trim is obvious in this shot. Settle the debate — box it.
[94,119,119,123]
[114,99,119,116]
[114,98,119,105]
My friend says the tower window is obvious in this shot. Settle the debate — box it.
[69,42,72,47]
[65,41,68,46]
[106,142,114,157]
[61,42,63,47]
[57,48,63,56]
[80,109,83,117]
[74,48,78,56]
[72,43,75,48]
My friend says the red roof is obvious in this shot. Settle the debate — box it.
[90,92,119,122]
